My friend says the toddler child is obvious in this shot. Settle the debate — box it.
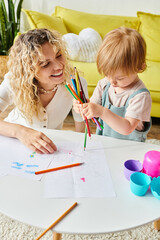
[73,27,151,142]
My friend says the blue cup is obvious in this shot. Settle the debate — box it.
[150,177,160,200]
[130,172,152,196]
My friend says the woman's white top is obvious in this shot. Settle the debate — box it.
[0,73,88,130]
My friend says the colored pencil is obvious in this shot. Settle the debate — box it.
[74,67,80,96]
[65,84,78,102]
[84,115,91,138]
[72,70,103,130]
[35,202,78,240]
[65,84,76,99]
[76,73,87,103]
[67,83,83,103]
[35,162,84,175]
[65,79,103,130]
[66,82,91,137]
[84,125,87,150]
[71,75,78,95]
[66,82,102,129]
[94,118,102,131]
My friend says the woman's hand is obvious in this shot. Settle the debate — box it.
[16,125,57,154]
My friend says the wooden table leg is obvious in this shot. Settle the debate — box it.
[53,232,62,240]
[154,219,160,230]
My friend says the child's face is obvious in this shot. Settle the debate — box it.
[36,42,66,88]
[107,70,139,89]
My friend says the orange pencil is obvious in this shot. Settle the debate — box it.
[67,83,83,103]
[35,202,78,240]
[35,162,84,175]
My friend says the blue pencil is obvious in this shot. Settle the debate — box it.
[71,75,78,95]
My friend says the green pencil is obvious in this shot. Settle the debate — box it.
[65,84,76,99]
[84,125,87,151]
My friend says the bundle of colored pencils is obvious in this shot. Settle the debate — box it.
[65,67,103,150]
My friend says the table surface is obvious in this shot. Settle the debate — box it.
[0,129,160,235]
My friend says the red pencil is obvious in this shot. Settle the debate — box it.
[35,162,84,175]
[84,115,91,138]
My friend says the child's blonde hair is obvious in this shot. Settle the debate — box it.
[96,27,146,77]
[8,28,72,123]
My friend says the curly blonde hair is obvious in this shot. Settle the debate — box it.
[97,27,146,77]
[8,28,73,123]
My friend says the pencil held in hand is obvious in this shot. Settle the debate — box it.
[65,73,103,131]
[35,202,78,240]
[84,125,87,150]
[84,116,91,138]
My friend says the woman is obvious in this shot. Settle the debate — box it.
[0,28,88,153]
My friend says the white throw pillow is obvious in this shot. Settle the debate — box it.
[62,28,102,62]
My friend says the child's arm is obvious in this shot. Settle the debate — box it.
[0,118,57,154]
[73,99,82,114]
[81,102,139,135]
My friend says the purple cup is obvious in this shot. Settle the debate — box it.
[124,159,143,181]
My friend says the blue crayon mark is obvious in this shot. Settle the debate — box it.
[30,155,34,158]
[26,165,39,168]
[11,166,22,169]
[12,162,24,167]
[25,170,35,174]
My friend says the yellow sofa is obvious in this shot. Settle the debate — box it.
[23,6,160,117]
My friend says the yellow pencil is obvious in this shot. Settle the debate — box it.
[74,67,80,96]
[35,202,78,240]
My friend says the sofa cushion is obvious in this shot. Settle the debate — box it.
[53,6,139,38]
[22,9,68,35]
[63,28,102,62]
[138,61,160,102]
[137,12,160,62]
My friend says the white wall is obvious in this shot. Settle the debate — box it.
[22,0,160,16]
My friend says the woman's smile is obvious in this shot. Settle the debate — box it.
[50,70,63,78]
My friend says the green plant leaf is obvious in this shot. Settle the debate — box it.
[0,0,23,55]
[1,0,7,24]
[0,1,7,54]
[8,0,16,37]
[16,0,23,33]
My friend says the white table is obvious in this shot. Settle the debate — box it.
[0,129,160,239]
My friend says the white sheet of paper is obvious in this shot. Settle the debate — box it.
[0,135,53,180]
[44,140,116,198]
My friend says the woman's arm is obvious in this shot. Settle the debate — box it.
[0,117,57,154]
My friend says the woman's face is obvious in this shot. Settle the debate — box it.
[36,42,66,89]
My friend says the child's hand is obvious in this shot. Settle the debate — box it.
[17,126,57,154]
[81,102,102,119]
[73,99,82,114]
